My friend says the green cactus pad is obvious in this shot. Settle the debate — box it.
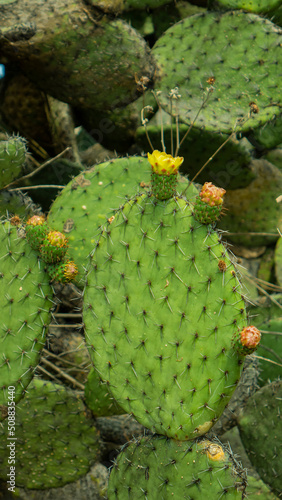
[237,380,282,496]
[247,294,282,385]
[0,0,155,111]
[47,157,198,287]
[0,136,28,189]
[217,159,282,247]
[0,378,100,489]
[0,221,53,412]
[209,0,282,14]
[0,190,41,219]
[274,237,282,286]
[84,193,247,440]
[152,11,281,134]
[84,367,124,417]
[246,475,279,499]
[248,113,282,151]
[108,434,247,499]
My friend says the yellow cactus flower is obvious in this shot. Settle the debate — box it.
[147,150,183,176]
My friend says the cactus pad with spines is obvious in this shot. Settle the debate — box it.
[237,380,282,496]
[84,367,124,417]
[209,0,282,14]
[83,192,248,440]
[0,220,53,412]
[0,0,155,111]
[0,379,100,489]
[0,136,28,189]
[152,11,282,134]
[48,157,198,287]
[108,434,247,499]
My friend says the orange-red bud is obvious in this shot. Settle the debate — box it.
[200,182,226,207]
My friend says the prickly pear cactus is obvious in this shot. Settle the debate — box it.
[108,434,247,499]
[47,156,198,287]
[209,0,282,14]
[0,220,53,414]
[152,11,282,134]
[0,378,100,489]
[84,367,124,417]
[0,0,155,111]
[83,152,256,440]
[0,136,28,189]
[237,380,282,496]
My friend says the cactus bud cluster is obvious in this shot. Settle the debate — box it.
[24,216,78,283]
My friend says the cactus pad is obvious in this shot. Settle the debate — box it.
[0,378,100,489]
[48,157,198,287]
[152,11,282,134]
[84,367,124,417]
[108,434,247,499]
[84,193,247,439]
[237,380,282,496]
[0,136,28,189]
[0,221,53,412]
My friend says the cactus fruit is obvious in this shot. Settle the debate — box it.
[47,260,78,283]
[0,220,53,412]
[0,135,28,189]
[152,11,282,134]
[48,156,199,287]
[108,434,247,499]
[84,367,124,417]
[39,230,68,264]
[193,182,226,224]
[237,380,282,496]
[0,378,100,489]
[25,215,49,251]
[232,326,261,356]
[83,152,258,440]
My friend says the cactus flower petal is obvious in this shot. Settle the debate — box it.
[147,150,183,176]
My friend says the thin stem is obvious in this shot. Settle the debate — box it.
[175,89,212,156]
[254,355,282,368]
[141,106,154,152]
[41,357,85,390]
[152,91,165,152]
[10,185,65,191]
[170,98,174,157]
[3,147,72,190]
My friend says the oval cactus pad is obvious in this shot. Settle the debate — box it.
[152,11,282,134]
[84,194,247,440]
[0,221,53,413]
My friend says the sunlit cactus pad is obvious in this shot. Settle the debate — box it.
[108,434,247,499]
[152,11,281,134]
[0,379,100,489]
[0,221,52,412]
[209,0,282,14]
[48,156,197,287]
[84,194,247,439]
